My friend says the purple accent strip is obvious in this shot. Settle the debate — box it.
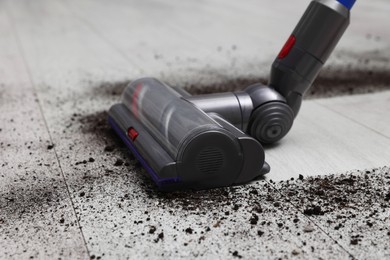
[337,0,355,10]
[108,116,180,187]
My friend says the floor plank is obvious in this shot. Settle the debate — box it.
[265,100,390,181]
[62,0,274,83]
[0,2,89,259]
[316,90,390,139]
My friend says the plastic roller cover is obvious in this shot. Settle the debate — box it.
[121,78,222,158]
[112,78,269,190]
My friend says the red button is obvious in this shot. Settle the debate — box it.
[128,127,139,141]
[278,35,296,59]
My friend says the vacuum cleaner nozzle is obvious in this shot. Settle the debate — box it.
[108,0,354,190]
[108,78,269,190]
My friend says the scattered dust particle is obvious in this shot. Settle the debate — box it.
[303,206,325,216]
[249,214,259,225]
[335,224,343,230]
[252,205,262,213]
[213,221,221,228]
[75,160,88,165]
[292,249,300,255]
[149,226,156,234]
[385,192,390,201]
[114,159,124,166]
[104,146,114,152]
[350,239,359,245]
[232,251,242,258]
[303,225,315,233]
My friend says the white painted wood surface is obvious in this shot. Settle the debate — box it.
[266,96,390,181]
[1,0,389,258]
[317,91,390,139]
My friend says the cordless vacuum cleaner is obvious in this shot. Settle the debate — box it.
[108,0,356,190]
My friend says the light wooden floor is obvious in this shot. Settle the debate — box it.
[267,92,390,181]
[1,0,389,259]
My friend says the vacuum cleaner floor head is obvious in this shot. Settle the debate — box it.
[108,0,355,190]
[109,78,269,190]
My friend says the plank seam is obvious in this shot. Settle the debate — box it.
[60,0,141,70]
[4,1,91,258]
[314,99,390,141]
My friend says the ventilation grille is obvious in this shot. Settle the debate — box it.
[196,147,224,174]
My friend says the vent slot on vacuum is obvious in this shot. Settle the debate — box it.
[197,147,224,174]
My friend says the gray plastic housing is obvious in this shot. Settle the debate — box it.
[186,0,351,143]
[270,0,351,115]
[186,84,294,144]
[108,78,269,190]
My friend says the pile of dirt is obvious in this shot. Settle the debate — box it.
[90,66,390,100]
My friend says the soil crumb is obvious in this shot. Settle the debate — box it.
[142,167,388,258]
[78,111,126,153]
